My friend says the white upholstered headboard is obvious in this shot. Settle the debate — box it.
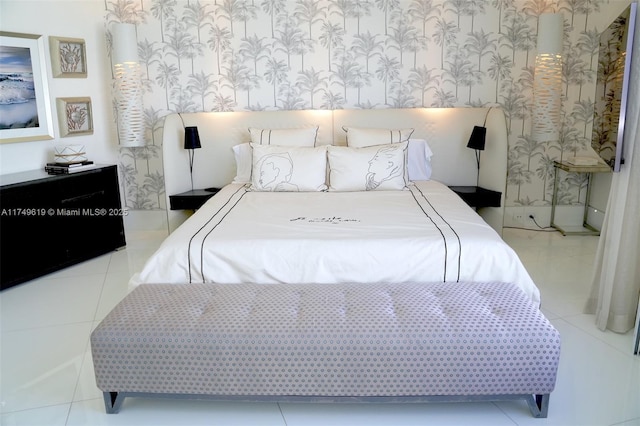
[162,108,507,233]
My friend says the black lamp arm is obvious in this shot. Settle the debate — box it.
[482,106,493,126]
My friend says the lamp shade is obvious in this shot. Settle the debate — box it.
[112,23,144,147]
[532,13,563,142]
[467,126,487,151]
[184,126,201,150]
[112,23,139,64]
[537,14,563,54]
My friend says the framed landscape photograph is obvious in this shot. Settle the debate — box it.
[0,31,54,143]
[49,36,87,78]
[57,97,93,137]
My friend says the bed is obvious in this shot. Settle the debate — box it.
[131,107,539,304]
[135,180,539,304]
[104,108,558,415]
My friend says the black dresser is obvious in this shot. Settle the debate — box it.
[0,165,126,290]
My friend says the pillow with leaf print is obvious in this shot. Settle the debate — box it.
[248,126,319,147]
[250,144,328,192]
[327,142,408,191]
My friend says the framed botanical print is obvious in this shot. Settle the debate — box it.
[49,36,87,78]
[57,97,93,137]
[0,31,54,143]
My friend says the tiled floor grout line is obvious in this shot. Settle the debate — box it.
[63,253,113,425]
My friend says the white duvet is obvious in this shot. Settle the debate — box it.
[133,181,540,304]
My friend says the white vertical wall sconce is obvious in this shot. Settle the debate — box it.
[112,23,145,147]
[532,13,564,142]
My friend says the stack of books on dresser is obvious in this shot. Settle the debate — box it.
[45,144,96,174]
[45,160,95,174]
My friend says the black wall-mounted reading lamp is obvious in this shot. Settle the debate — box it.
[179,114,202,191]
[467,107,493,185]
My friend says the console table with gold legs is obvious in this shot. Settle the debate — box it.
[550,161,611,236]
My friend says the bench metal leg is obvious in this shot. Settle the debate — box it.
[100,391,551,417]
[103,391,126,414]
[526,394,550,418]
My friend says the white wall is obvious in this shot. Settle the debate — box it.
[0,0,118,174]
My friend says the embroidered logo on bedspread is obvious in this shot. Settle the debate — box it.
[290,216,361,224]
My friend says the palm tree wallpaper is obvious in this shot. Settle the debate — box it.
[105,0,611,216]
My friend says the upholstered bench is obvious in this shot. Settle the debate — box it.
[91,282,560,417]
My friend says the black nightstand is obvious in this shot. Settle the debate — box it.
[169,188,220,210]
[448,186,501,208]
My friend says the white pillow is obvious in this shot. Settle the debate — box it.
[250,144,328,192]
[327,142,408,191]
[236,138,433,184]
[343,127,414,148]
[248,127,319,147]
[407,138,433,181]
[232,143,252,184]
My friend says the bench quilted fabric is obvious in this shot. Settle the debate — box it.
[91,282,560,397]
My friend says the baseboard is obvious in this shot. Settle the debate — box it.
[504,205,601,231]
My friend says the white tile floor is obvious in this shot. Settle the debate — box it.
[1,228,638,426]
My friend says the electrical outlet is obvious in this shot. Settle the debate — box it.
[524,207,551,228]
[505,207,526,227]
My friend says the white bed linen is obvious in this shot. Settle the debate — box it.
[134,181,540,304]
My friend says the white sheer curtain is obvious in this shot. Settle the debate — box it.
[585,7,640,338]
